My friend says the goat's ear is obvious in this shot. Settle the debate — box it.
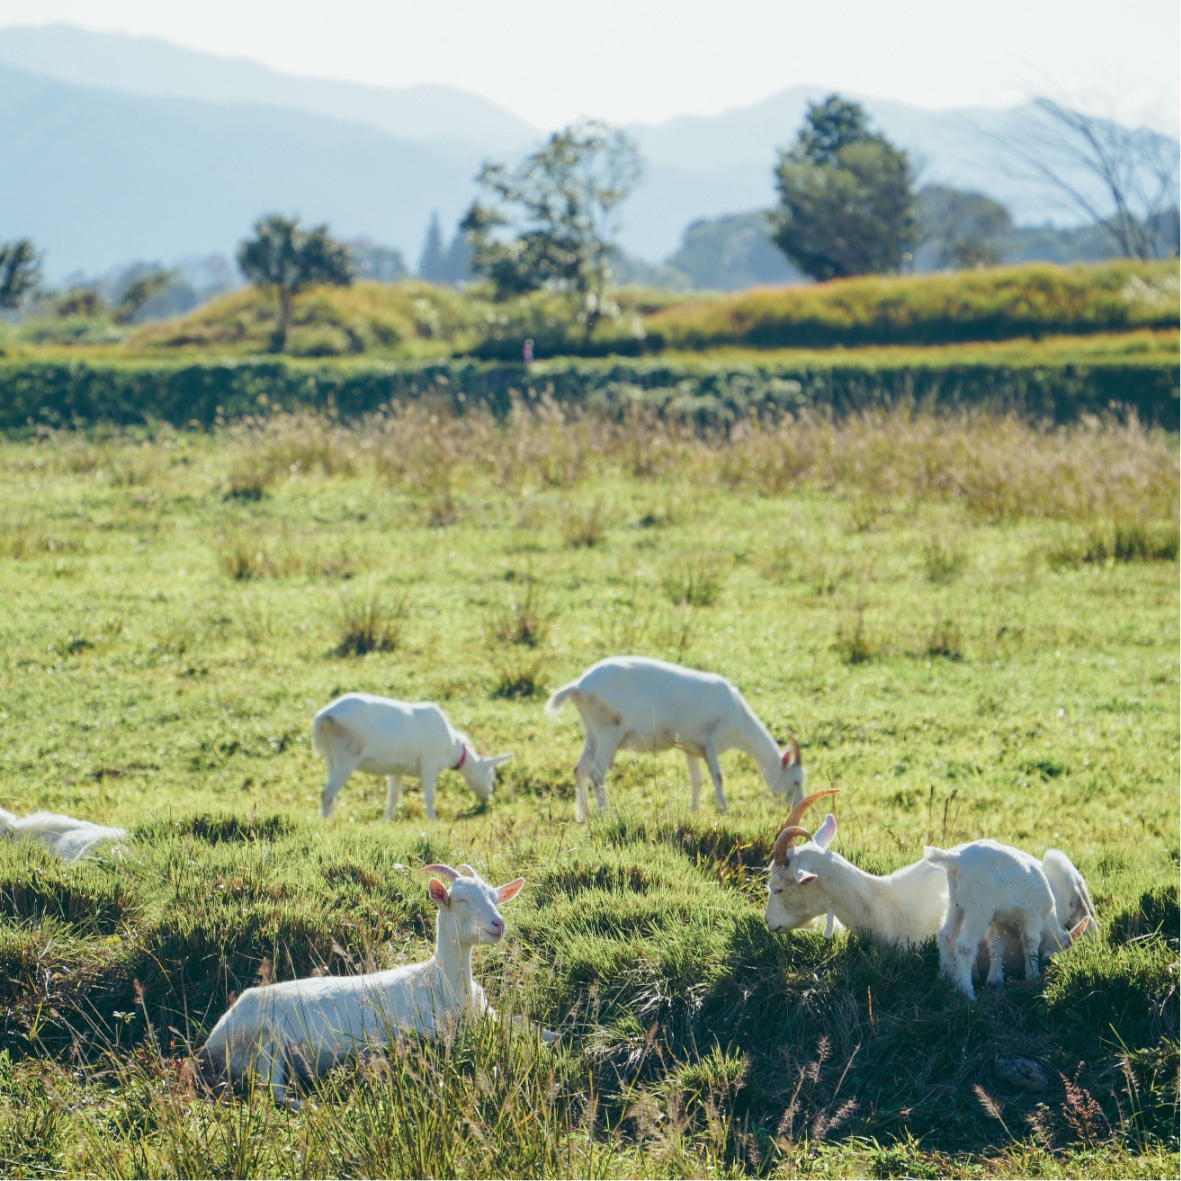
[427,878,451,908]
[496,877,525,904]
[814,814,837,849]
[1069,915,1091,941]
[486,753,513,769]
[795,870,818,886]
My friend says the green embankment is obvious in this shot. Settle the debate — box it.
[1,338,1177,431]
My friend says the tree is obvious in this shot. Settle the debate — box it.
[461,120,642,337]
[0,239,40,310]
[1016,99,1179,260]
[917,186,1013,269]
[237,215,353,352]
[418,213,447,280]
[771,95,918,280]
[114,269,176,323]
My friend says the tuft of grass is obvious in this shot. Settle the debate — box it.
[835,599,881,663]
[491,655,549,699]
[1049,519,1180,568]
[922,534,968,582]
[561,499,607,548]
[335,590,406,656]
[925,610,964,660]
[490,577,550,648]
[661,555,725,607]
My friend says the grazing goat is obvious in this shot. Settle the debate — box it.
[545,656,804,821]
[313,694,512,821]
[0,808,125,862]
[1042,848,1097,935]
[924,840,1089,999]
[197,864,524,1103]
[764,791,948,944]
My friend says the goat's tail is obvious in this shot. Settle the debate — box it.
[923,845,958,873]
[544,681,581,719]
[311,712,335,759]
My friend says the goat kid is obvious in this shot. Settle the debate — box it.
[0,808,125,862]
[313,694,512,821]
[197,864,524,1103]
[545,656,803,821]
[764,791,948,945]
[924,840,1089,1000]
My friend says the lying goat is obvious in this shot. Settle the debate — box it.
[764,790,948,944]
[313,694,512,821]
[0,808,125,862]
[924,840,1089,999]
[198,864,524,1103]
[545,656,804,821]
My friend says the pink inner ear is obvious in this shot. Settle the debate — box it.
[781,749,793,766]
[428,879,450,905]
[497,877,525,903]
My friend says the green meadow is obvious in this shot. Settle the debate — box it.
[0,406,1176,1177]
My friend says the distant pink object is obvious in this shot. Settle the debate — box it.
[523,338,534,363]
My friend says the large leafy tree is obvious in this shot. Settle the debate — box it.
[0,239,40,310]
[772,96,918,280]
[237,215,353,352]
[461,120,642,337]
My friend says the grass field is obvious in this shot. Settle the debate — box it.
[0,407,1176,1177]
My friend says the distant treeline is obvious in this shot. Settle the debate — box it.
[2,353,1175,434]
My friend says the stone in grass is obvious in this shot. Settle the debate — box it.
[995,1057,1049,1089]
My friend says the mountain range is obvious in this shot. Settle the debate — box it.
[0,23,1169,280]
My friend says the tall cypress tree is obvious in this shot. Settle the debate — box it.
[418,213,447,281]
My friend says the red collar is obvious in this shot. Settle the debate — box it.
[453,744,467,771]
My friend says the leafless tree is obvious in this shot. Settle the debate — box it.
[1020,98,1179,259]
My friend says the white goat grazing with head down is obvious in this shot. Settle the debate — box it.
[763,790,948,944]
[0,808,125,862]
[197,864,525,1103]
[313,694,512,821]
[924,840,1091,1000]
[545,656,804,822]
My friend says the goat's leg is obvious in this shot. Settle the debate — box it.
[590,733,621,816]
[686,754,703,811]
[703,746,727,814]
[421,769,440,822]
[320,755,360,819]
[574,741,595,823]
[382,775,403,821]
[952,908,993,1000]
[256,1037,287,1105]
[985,924,1006,989]
[936,905,962,978]
[1018,915,1044,978]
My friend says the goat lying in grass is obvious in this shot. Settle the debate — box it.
[924,840,1090,999]
[0,808,126,862]
[545,656,804,821]
[197,864,524,1103]
[313,694,512,821]
[764,790,949,944]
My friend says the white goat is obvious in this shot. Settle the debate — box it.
[764,791,948,944]
[197,864,524,1103]
[0,808,126,862]
[924,840,1089,1000]
[312,694,512,821]
[545,656,804,821]
[1042,848,1097,935]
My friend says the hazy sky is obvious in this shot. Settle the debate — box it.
[0,0,1177,132]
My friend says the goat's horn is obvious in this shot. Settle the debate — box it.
[417,863,460,882]
[785,787,839,830]
[790,734,801,765]
[457,863,477,879]
[772,826,813,865]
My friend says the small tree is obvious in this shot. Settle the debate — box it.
[0,239,40,311]
[237,215,353,352]
[917,185,1013,269]
[114,270,176,324]
[772,95,918,280]
[461,120,642,337]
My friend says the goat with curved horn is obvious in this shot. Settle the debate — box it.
[417,863,461,882]
[772,788,841,864]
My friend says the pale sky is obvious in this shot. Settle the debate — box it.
[0,0,1177,132]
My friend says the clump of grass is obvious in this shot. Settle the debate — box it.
[217,532,358,580]
[922,534,968,582]
[662,556,724,607]
[491,655,549,699]
[490,578,550,648]
[835,600,880,663]
[561,499,606,548]
[1048,519,1180,568]
[335,590,406,656]
[925,610,963,660]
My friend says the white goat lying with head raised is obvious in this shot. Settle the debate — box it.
[0,808,125,862]
[197,864,524,1103]
[313,694,512,821]
[545,656,804,822]
[924,840,1090,999]
[764,790,948,944]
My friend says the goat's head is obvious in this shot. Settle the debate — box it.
[455,735,513,802]
[768,733,806,800]
[419,863,525,946]
[764,788,839,934]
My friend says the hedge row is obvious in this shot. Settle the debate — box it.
[1,355,1177,432]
